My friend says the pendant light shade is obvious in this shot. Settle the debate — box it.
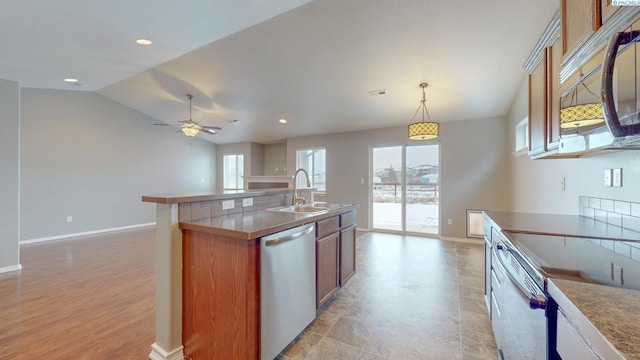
[408,82,439,140]
[409,122,439,140]
[560,73,604,129]
[560,103,604,128]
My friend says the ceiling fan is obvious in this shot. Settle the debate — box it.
[154,94,222,137]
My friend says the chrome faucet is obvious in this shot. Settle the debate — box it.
[292,168,312,206]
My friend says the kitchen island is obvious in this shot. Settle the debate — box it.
[143,189,358,360]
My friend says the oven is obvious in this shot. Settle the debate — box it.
[491,233,560,360]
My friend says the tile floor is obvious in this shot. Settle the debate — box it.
[278,232,497,360]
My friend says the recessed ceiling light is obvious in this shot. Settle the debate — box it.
[136,38,152,45]
[64,78,79,83]
[279,119,287,124]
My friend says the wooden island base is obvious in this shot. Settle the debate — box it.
[182,230,260,360]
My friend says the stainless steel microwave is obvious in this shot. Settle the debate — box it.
[559,17,640,155]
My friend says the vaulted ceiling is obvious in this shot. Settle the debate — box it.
[1,0,558,144]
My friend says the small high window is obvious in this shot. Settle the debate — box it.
[514,117,529,156]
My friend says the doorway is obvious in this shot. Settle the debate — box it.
[371,144,439,235]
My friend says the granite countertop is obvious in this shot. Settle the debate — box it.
[548,278,640,360]
[180,203,358,240]
[485,211,640,242]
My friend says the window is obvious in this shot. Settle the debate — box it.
[223,154,244,190]
[295,148,326,192]
[514,117,529,156]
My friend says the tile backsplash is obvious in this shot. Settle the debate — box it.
[580,196,640,263]
[178,193,292,222]
[580,196,640,233]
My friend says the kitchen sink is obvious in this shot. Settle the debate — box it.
[267,205,328,214]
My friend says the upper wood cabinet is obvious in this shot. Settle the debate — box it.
[561,0,601,59]
[601,0,620,24]
[547,35,562,150]
[529,50,548,157]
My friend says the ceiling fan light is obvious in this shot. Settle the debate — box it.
[181,126,199,137]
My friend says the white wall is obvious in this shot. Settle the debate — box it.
[20,89,217,241]
[264,143,287,175]
[0,79,20,270]
[507,76,640,214]
[286,119,510,238]
[251,142,264,176]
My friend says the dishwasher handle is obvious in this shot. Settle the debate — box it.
[265,224,315,247]
[493,245,546,310]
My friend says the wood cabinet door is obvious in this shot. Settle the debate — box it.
[339,225,356,286]
[601,0,620,24]
[316,232,339,308]
[547,34,562,150]
[562,0,600,58]
[529,49,548,156]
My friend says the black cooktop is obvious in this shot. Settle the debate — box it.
[504,232,640,292]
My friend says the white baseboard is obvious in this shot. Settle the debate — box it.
[440,236,483,244]
[149,343,184,360]
[20,222,156,245]
[0,264,22,274]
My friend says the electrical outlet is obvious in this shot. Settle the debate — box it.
[447,218,452,225]
[222,200,235,210]
[66,216,73,223]
[560,177,566,191]
[613,168,622,187]
[242,198,253,207]
[604,169,612,187]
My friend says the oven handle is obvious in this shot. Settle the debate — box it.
[493,245,546,310]
[601,30,640,137]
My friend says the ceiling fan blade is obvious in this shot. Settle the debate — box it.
[199,128,217,135]
[152,123,174,126]
[200,125,222,130]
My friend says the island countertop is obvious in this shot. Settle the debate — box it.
[180,203,359,240]
[142,188,291,204]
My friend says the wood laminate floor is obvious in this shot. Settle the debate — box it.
[0,228,155,360]
[0,229,496,360]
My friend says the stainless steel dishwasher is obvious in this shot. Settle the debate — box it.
[260,223,316,360]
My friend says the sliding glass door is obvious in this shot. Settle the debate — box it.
[371,144,439,235]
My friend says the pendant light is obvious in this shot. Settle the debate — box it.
[408,82,439,140]
[560,73,604,129]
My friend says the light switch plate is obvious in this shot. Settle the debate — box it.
[222,199,235,210]
[604,169,612,187]
[613,168,622,187]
